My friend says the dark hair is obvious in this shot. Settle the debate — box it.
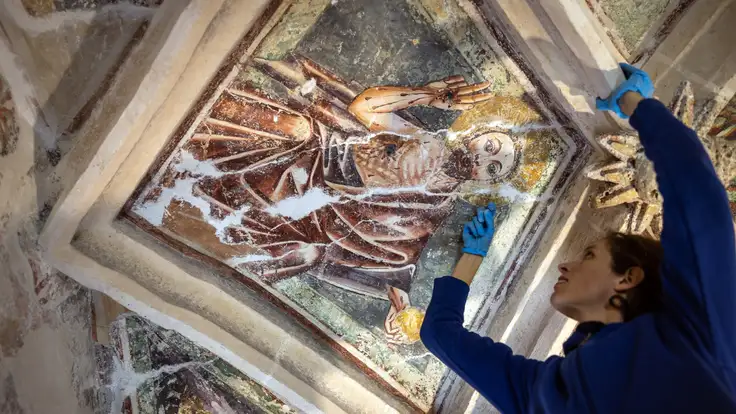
[605,232,664,321]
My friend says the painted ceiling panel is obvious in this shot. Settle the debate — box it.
[124,0,579,409]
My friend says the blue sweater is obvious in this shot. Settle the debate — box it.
[420,99,736,413]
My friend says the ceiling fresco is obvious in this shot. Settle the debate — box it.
[124,0,581,409]
[100,314,295,414]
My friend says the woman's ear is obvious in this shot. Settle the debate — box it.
[617,266,645,290]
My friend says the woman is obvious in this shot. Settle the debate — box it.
[420,64,736,413]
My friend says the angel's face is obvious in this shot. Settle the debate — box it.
[465,132,516,181]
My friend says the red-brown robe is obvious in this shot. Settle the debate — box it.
[151,57,456,298]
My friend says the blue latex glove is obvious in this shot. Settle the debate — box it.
[596,63,654,119]
[462,203,496,257]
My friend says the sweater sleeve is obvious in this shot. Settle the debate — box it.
[630,99,736,369]
[420,277,543,414]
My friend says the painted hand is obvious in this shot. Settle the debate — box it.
[424,76,493,111]
[462,202,496,257]
[596,63,654,119]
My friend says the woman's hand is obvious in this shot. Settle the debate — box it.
[596,63,654,119]
[452,203,496,285]
[462,203,497,257]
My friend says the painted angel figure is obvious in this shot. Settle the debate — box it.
[151,56,520,344]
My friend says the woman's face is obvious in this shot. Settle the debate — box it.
[466,132,516,181]
[550,238,621,320]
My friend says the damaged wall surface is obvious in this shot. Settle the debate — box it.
[0,46,99,414]
[0,1,163,414]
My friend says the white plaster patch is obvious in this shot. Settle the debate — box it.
[134,175,251,241]
[384,215,404,225]
[134,152,249,243]
[299,78,317,96]
[227,254,273,266]
[300,244,321,264]
[228,245,320,268]
[212,205,250,242]
[134,177,198,227]
[291,167,309,186]
[497,183,539,202]
[266,187,339,220]
[355,184,428,198]
[175,151,225,177]
[471,183,540,203]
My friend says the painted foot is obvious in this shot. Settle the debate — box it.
[384,286,425,345]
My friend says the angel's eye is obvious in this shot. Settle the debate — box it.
[486,160,502,177]
[484,138,501,155]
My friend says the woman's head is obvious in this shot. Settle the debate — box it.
[550,232,663,323]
